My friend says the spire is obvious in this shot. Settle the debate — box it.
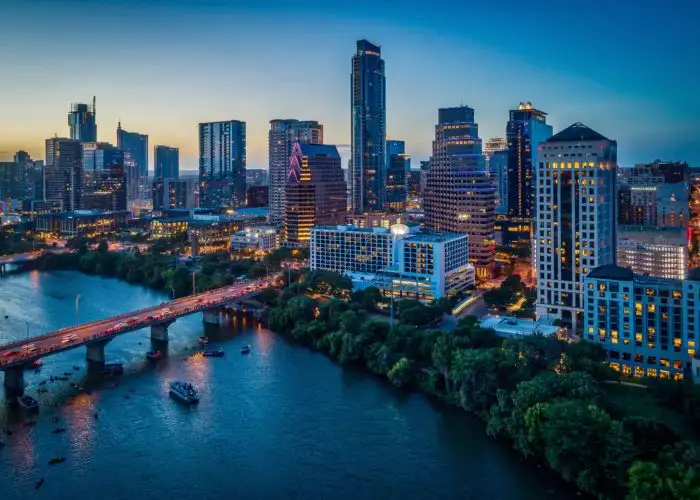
[92,95,96,113]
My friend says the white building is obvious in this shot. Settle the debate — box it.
[230,226,279,252]
[311,223,475,300]
[617,229,688,280]
[535,123,617,331]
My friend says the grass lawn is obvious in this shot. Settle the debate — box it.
[603,382,699,442]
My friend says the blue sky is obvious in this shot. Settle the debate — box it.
[1,0,698,170]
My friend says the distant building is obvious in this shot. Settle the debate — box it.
[347,212,405,229]
[284,143,347,245]
[36,210,129,237]
[424,106,495,276]
[83,168,127,212]
[246,184,268,208]
[584,265,700,381]
[154,145,180,180]
[350,39,386,214]
[505,102,552,244]
[14,151,44,201]
[152,179,196,211]
[483,137,507,174]
[199,120,246,209]
[535,123,617,331]
[246,168,269,186]
[386,153,408,212]
[268,119,323,225]
[45,137,83,211]
[230,226,279,253]
[491,150,509,214]
[116,122,148,185]
[68,98,97,142]
[617,229,688,280]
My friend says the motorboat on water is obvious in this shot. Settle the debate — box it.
[17,395,39,411]
[146,350,163,361]
[198,336,209,345]
[169,381,199,404]
[202,348,224,357]
[103,363,124,375]
[240,345,251,354]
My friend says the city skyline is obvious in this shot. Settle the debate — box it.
[1,1,698,170]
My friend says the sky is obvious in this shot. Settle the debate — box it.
[1,0,699,171]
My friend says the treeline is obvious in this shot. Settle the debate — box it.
[264,274,700,499]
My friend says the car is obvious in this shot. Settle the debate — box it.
[21,343,37,352]
[2,350,18,357]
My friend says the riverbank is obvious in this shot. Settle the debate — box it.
[19,249,700,499]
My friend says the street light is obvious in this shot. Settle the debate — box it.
[192,270,197,295]
[75,294,81,324]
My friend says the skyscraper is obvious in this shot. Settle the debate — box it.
[154,145,180,180]
[285,143,347,245]
[199,120,246,209]
[491,149,509,214]
[45,137,83,211]
[68,97,97,142]
[535,123,617,330]
[351,39,386,214]
[424,106,496,275]
[268,119,323,225]
[506,102,552,244]
[483,137,507,174]
[116,122,149,181]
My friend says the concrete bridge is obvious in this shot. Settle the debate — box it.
[0,249,72,275]
[0,275,279,394]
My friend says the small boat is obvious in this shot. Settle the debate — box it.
[103,363,124,375]
[198,336,209,345]
[17,395,39,411]
[202,348,224,358]
[72,365,80,371]
[51,427,67,434]
[48,457,66,465]
[240,345,251,354]
[169,381,199,404]
[32,359,42,369]
[146,350,163,361]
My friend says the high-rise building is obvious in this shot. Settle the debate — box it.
[45,138,83,211]
[506,102,552,244]
[385,140,408,213]
[246,184,269,208]
[535,123,617,330]
[82,142,122,173]
[285,143,347,245]
[13,151,43,201]
[483,137,507,174]
[584,265,700,381]
[199,120,246,209]
[491,150,509,214]
[154,145,180,180]
[81,142,126,212]
[424,106,496,275]
[68,98,97,142]
[350,39,386,214]
[116,122,149,181]
[246,168,269,186]
[268,119,323,225]
[152,178,196,211]
[691,170,700,268]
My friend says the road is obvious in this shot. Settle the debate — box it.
[0,275,279,369]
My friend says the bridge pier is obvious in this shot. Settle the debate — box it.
[86,338,112,370]
[151,322,173,342]
[3,366,26,396]
[203,308,228,326]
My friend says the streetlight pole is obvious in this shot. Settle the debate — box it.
[75,294,81,324]
[192,271,197,295]
[170,285,175,300]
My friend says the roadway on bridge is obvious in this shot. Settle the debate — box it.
[0,276,278,369]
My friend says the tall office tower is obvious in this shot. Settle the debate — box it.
[45,138,83,211]
[535,123,617,331]
[154,145,180,180]
[199,120,246,209]
[116,122,149,181]
[350,39,386,214]
[13,151,43,201]
[285,143,347,245]
[68,98,97,142]
[268,119,323,225]
[385,139,408,212]
[386,140,405,160]
[152,178,195,210]
[82,142,126,211]
[246,168,269,186]
[82,142,122,173]
[424,106,496,276]
[490,149,509,214]
[483,137,507,174]
[506,102,552,244]
[691,170,700,267]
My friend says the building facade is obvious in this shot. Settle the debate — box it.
[199,120,246,209]
[617,229,688,280]
[152,179,196,211]
[68,98,97,142]
[491,149,509,214]
[584,265,700,381]
[285,143,347,245]
[268,119,323,226]
[386,152,408,212]
[36,210,128,238]
[424,106,495,275]
[483,137,507,174]
[154,145,180,180]
[246,184,268,208]
[505,102,552,244]
[230,226,279,253]
[116,122,149,183]
[350,39,386,214]
[246,168,269,186]
[45,138,83,211]
[535,123,617,331]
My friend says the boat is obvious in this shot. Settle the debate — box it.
[48,457,66,465]
[169,381,199,404]
[198,336,209,345]
[17,395,39,411]
[240,345,251,354]
[103,363,124,375]
[31,359,42,369]
[202,348,224,358]
[146,350,163,361]
[51,427,67,434]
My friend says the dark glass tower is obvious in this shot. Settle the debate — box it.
[154,145,180,180]
[116,122,149,181]
[68,97,97,142]
[199,120,246,209]
[505,102,552,244]
[351,39,386,214]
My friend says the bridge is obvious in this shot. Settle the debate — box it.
[0,275,280,394]
[0,249,72,274]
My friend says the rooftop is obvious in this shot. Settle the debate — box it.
[297,143,340,158]
[546,122,610,143]
[480,315,560,338]
[587,264,635,281]
[405,231,466,243]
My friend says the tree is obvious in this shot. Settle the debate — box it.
[388,357,414,388]
[97,239,109,253]
[305,270,352,297]
[398,302,438,327]
[432,334,455,393]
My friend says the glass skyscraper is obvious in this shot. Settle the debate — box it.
[154,145,180,180]
[68,98,97,142]
[199,120,246,209]
[351,39,386,214]
[116,122,148,182]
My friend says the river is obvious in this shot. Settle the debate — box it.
[0,270,575,499]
